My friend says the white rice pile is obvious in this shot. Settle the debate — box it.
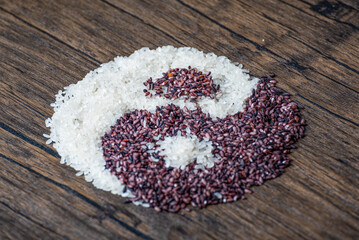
[157,130,215,170]
[44,46,258,199]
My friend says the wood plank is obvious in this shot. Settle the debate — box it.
[101,0,359,126]
[1,0,359,239]
[0,0,183,63]
[0,202,68,240]
[295,0,359,27]
[0,160,140,239]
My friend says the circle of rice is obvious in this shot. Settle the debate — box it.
[45,46,258,204]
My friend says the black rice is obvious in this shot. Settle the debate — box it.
[102,73,306,213]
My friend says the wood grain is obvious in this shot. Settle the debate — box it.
[1,0,358,239]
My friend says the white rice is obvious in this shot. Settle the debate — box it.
[157,130,215,170]
[44,46,258,200]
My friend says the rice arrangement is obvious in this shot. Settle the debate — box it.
[45,46,305,212]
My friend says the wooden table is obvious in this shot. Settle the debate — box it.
[1,0,358,239]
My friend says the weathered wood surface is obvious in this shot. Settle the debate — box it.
[1,0,359,239]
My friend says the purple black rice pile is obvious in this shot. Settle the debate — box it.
[143,67,220,102]
[102,71,306,213]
